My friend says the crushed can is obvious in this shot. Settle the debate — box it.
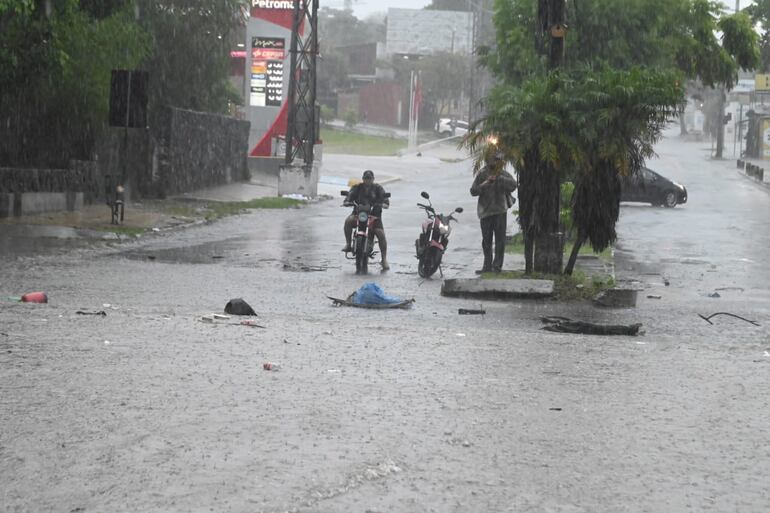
[263,362,280,371]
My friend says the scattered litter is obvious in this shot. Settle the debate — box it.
[152,227,160,232]
[456,333,466,337]
[715,287,744,292]
[698,312,759,326]
[104,340,110,345]
[240,319,266,328]
[647,294,662,299]
[147,255,156,260]
[224,298,257,316]
[765,351,770,357]
[663,278,670,286]
[461,440,471,447]
[200,315,215,323]
[549,407,562,411]
[328,282,414,309]
[76,310,106,316]
[708,292,721,298]
[458,308,486,315]
[327,369,341,373]
[283,263,327,272]
[212,255,224,259]
[281,193,309,201]
[541,317,642,336]
[263,362,280,371]
[21,292,48,303]
[212,314,230,320]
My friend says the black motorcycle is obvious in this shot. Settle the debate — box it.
[341,190,391,275]
[415,191,463,278]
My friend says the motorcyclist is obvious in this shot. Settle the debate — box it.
[343,169,390,270]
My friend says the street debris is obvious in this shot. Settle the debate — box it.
[76,310,106,316]
[240,319,266,328]
[263,362,280,371]
[715,287,744,292]
[541,317,643,336]
[549,407,562,411]
[20,292,48,303]
[697,312,759,326]
[224,298,257,316]
[282,263,327,272]
[594,287,640,308]
[647,295,662,299]
[708,292,721,298]
[328,282,414,309]
[458,307,486,315]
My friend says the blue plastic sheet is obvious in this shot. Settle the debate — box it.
[351,282,402,305]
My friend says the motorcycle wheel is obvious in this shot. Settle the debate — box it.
[418,245,442,278]
[355,235,368,275]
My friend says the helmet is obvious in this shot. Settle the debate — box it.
[362,170,374,180]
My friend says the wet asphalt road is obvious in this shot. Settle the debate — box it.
[1,133,769,513]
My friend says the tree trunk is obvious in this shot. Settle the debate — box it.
[715,89,726,159]
[524,230,534,274]
[563,231,587,276]
[534,231,564,274]
[533,162,562,274]
[679,112,688,136]
[530,0,566,275]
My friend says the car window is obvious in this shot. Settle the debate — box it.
[643,169,657,181]
[457,121,469,130]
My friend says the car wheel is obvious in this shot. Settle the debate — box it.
[663,191,677,208]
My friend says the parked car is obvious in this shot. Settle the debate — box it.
[620,167,688,208]
[435,118,469,137]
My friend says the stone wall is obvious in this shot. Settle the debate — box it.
[0,162,98,217]
[159,108,251,197]
[1,107,251,214]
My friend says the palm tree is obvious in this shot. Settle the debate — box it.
[466,67,683,276]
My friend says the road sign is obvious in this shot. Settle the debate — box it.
[756,74,770,91]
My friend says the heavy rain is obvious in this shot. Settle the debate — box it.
[2,1,770,512]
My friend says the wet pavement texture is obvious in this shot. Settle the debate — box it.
[1,133,770,512]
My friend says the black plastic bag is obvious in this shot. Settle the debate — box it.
[224,298,257,316]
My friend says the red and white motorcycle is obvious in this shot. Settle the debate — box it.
[415,191,463,278]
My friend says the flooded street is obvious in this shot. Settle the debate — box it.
[2,133,770,512]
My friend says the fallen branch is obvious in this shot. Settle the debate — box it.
[541,317,642,336]
[698,312,759,326]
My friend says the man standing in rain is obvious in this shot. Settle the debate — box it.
[470,152,518,273]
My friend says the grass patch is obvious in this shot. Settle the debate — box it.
[320,127,406,155]
[505,232,612,263]
[93,225,146,237]
[203,197,303,220]
[480,269,615,301]
[162,197,303,222]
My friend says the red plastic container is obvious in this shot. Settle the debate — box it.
[21,292,48,303]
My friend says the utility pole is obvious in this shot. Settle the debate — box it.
[532,0,566,274]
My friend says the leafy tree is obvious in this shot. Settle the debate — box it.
[745,0,770,72]
[470,0,757,273]
[0,0,149,166]
[467,67,682,274]
[135,0,246,116]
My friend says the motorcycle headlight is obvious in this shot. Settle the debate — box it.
[439,223,450,235]
[358,211,368,223]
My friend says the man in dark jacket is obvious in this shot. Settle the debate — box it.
[343,169,390,270]
[470,153,518,273]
